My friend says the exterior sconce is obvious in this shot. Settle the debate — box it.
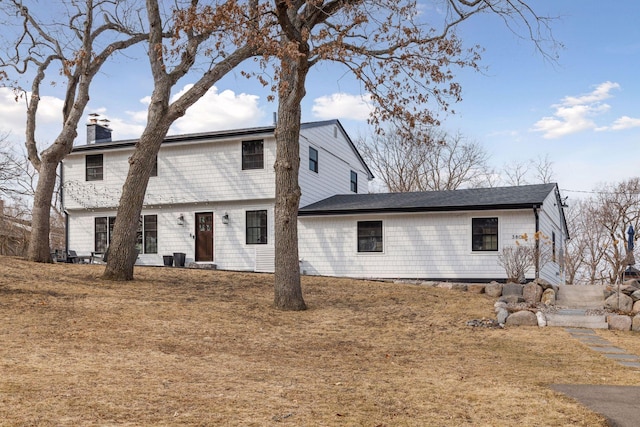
[222,213,229,225]
[177,214,185,226]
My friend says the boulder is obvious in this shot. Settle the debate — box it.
[536,311,547,327]
[623,279,640,288]
[523,283,543,304]
[500,295,525,304]
[533,278,552,290]
[467,284,485,294]
[541,288,556,305]
[494,301,508,312]
[632,314,640,332]
[496,307,509,324]
[485,282,503,298]
[631,290,640,302]
[634,300,640,313]
[620,284,639,296]
[505,310,538,326]
[502,283,524,297]
[605,293,634,312]
[438,283,467,291]
[608,314,632,331]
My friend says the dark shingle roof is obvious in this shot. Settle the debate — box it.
[299,183,558,215]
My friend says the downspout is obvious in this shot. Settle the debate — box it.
[533,204,540,279]
[60,163,69,253]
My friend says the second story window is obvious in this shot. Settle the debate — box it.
[309,147,318,173]
[86,154,103,181]
[242,140,264,170]
[150,155,158,177]
[350,171,358,193]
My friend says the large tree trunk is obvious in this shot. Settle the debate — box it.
[102,119,171,280]
[273,53,308,311]
[26,158,59,262]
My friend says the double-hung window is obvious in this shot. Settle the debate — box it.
[86,154,103,181]
[350,171,358,193]
[136,215,158,254]
[472,217,498,251]
[96,215,157,254]
[358,221,383,252]
[309,147,318,173]
[242,140,264,170]
[95,216,116,252]
[246,210,267,244]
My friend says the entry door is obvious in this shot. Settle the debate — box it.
[195,212,214,262]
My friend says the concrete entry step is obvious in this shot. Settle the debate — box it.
[546,310,608,329]
[555,285,606,309]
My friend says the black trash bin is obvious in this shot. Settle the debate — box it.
[173,252,186,267]
[163,255,173,267]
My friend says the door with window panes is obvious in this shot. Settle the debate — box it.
[195,212,214,261]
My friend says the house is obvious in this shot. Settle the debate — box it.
[61,119,373,271]
[297,183,569,284]
[62,118,569,284]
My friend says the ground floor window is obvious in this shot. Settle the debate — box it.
[95,215,157,254]
[95,216,116,252]
[246,210,267,244]
[136,215,158,254]
[472,217,498,251]
[358,221,383,252]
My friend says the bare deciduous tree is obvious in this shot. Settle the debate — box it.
[0,0,147,262]
[268,0,556,310]
[358,127,494,192]
[592,178,640,284]
[103,0,264,280]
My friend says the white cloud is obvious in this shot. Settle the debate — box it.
[608,116,640,130]
[531,81,622,139]
[170,85,264,134]
[312,93,373,121]
[0,87,63,146]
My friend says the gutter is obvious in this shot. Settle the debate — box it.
[533,204,540,279]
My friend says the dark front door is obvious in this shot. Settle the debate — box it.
[195,212,213,262]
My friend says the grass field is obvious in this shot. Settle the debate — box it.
[1,256,638,426]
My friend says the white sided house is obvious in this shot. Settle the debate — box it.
[62,119,373,271]
[63,119,569,284]
[297,184,569,284]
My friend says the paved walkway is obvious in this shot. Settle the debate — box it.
[551,328,640,427]
[564,328,640,369]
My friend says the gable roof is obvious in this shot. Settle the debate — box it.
[69,119,373,179]
[299,183,559,215]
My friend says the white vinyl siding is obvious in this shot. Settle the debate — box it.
[298,210,538,281]
[298,125,369,207]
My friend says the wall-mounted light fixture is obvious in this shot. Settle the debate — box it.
[177,214,185,226]
[222,212,229,225]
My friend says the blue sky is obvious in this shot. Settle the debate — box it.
[1,1,639,202]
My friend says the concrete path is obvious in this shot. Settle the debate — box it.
[564,328,640,369]
[550,328,640,427]
[551,385,640,427]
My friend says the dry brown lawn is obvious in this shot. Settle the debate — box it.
[1,256,638,426]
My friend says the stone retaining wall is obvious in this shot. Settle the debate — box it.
[399,278,640,330]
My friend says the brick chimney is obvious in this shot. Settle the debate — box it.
[87,113,112,144]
